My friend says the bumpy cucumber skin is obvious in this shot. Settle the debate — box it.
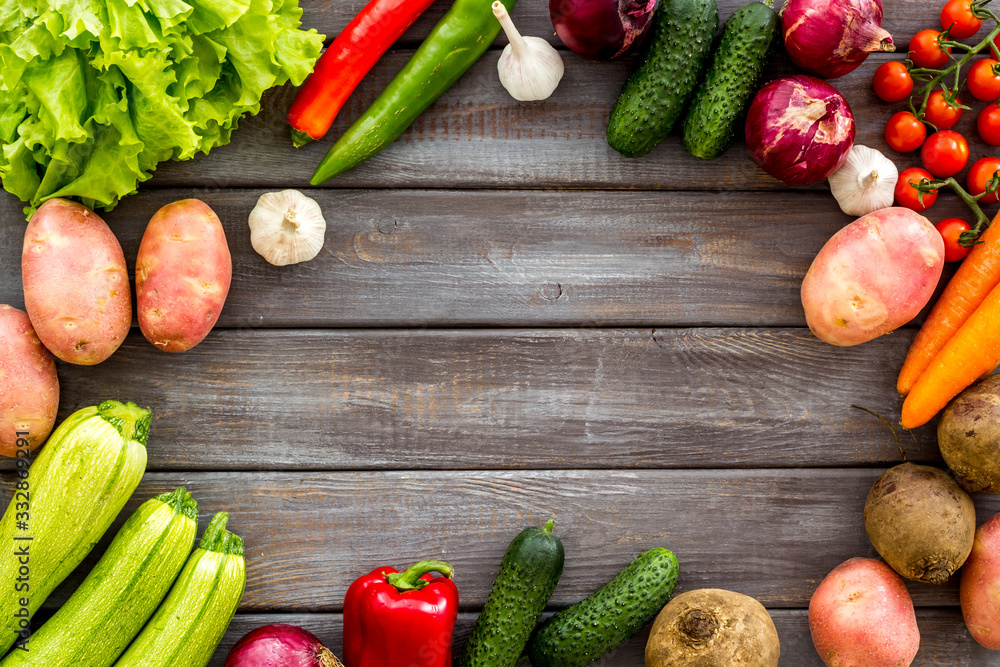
[682,1,779,160]
[457,521,564,667]
[526,548,679,667]
[607,0,718,158]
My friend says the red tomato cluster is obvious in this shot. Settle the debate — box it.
[871,0,1000,262]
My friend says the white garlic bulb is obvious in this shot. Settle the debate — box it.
[493,1,564,102]
[248,190,326,266]
[828,145,899,216]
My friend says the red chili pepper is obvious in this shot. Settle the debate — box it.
[342,560,458,667]
[286,0,438,147]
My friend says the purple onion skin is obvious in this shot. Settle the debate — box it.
[745,75,856,186]
[224,625,343,667]
[783,0,894,78]
[550,0,658,60]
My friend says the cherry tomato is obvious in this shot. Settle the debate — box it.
[968,156,1000,203]
[895,166,939,211]
[924,89,964,129]
[910,30,952,69]
[936,218,973,262]
[872,61,914,102]
[979,103,1000,145]
[921,130,970,176]
[968,58,1000,101]
[885,111,927,152]
[941,0,982,39]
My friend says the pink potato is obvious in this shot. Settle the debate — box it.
[0,305,59,456]
[21,199,131,365]
[136,199,232,352]
[801,207,944,346]
[962,513,1000,649]
[809,557,920,667]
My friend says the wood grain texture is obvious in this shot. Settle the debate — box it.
[300,0,949,50]
[0,327,937,470]
[119,50,996,191]
[212,609,999,667]
[0,188,967,327]
[9,470,998,612]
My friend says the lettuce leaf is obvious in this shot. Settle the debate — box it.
[0,0,323,217]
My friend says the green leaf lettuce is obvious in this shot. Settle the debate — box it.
[0,0,323,217]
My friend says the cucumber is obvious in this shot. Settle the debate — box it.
[0,488,197,667]
[607,0,718,158]
[0,400,150,655]
[526,548,680,667]
[457,519,565,667]
[682,0,780,159]
[113,512,246,667]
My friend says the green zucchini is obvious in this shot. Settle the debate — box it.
[457,519,565,667]
[607,0,718,158]
[113,512,246,667]
[682,0,780,159]
[526,548,680,667]
[0,488,197,667]
[0,400,150,655]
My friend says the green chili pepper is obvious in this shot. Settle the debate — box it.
[310,0,517,184]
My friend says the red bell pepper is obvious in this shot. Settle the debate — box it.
[286,0,439,147]
[342,560,459,667]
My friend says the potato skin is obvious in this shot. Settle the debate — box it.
[21,198,130,365]
[0,305,59,456]
[864,463,975,584]
[961,513,1000,648]
[939,375,1000,493]
[801,207,943,346]
[809,557,919,667]
[136,199,232,352]
[645,589,779,666]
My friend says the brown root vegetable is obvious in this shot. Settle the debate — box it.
[809,557,919,667]
[938,374,1000,493]
[864,463,975,584]
[0,305,59,456]
[644,589,779,666]
[961,513,1000,648]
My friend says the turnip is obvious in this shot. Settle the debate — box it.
[644,589,779,666]
[809,557,919,667]
[801,207,944,346]
[961,513,1000,649]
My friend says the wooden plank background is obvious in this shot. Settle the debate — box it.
[3,0,999,665]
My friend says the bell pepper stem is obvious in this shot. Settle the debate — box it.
[384,560,455,591]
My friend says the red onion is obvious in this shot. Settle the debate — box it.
[745,75,856,186]
[783,0,894,79]
[224,625,343,667]
[550,0,657,60]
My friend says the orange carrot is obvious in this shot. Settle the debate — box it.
[901,283,1000,428]
[898,211,1000,396]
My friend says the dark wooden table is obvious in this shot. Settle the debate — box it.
[4,0,1000,664]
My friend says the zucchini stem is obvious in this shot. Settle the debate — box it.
[97,400,151,446]
[156,487,200,521]
[199,512,245,555]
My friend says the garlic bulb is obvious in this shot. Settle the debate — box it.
[493,1,564,102]
[828,145,899,216]
[248,190,326,266]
